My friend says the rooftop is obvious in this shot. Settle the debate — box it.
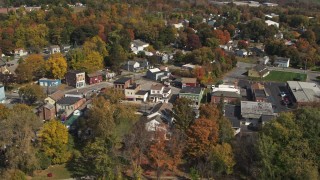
[87,71,103,78]
[44,103,55,110]
[39,78,60,81]
[136,90,148,95]
[57,96,82,105]
[252,64,268,72]
[151,84,164,91]
[114,77,132,84]
[132,39,149,47]
[48,90,64,101]
[181,78,197,84]
[67,70,85,75]
[241,101,274,119]
[148,68,161,73]
[287,81,320,103]
[180,87,203,94]
[254,89,267,98]
[212,91,241,98]
[275,57,290,63]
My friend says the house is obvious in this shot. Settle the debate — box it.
[13,48,28,56]
[0,59,9,74]
[100,69,116,80]
[250,46,265,57]
[0,84,5,102]
[149,102,173,124]
[38,103,56,121]
[49,45,60,54]
[265,20,279,28]
[146,68,170,81]
[123,61,140,72]
[61,45,71,53]
[181,78,197,88]
[114,77,132,90]
[248,64,270,78]
[65,70,86,88]
[182,63,201,70]
[251,83,269,102]
[172,22,184,29]
[263,2,278,6]
[149,84,171,103]
[211,84,241,104]
[287,81,320,106]
[124,83,148,102]
[265,13,279,19]
[259,56,270,65]
[179,87,204,109]
[45,90,65,105]
[86,71,103,85]
[145,113,171,140]
[241,101,275,125]
[131,39,149,54]
[235,49,248,57]
[274,57,290,68]
[207,20,216,27]
[56,96,86,117]
[39,78,61,87]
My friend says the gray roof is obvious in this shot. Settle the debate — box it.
[180,87,203,94]
[253,64,267,72]
[87,71,102,78]
[275,56,290,63]
[114,77,132,84]
[254,89,267,98]
[241,101,274,119]
[44,103,55,109]
[132,39,148,47]
[57,97,82,105]
[136,90,148,95]
[287,81,320,103]
[212,91,241,98]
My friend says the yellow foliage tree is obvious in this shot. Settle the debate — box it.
[82,51,104,73]
[39,120,71,164]
[45,53,67,79]
[83,36,108,57]
[210,143,235,175]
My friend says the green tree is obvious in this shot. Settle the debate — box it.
[39,120,71,164]
[19,84,45,104]
[209,143,235,175]
[172,98,195,133]
[45,53,68,79]
[83,36,108,57]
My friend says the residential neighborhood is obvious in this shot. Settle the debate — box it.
[0,0,320,179]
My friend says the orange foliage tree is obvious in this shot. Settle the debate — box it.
[213,30,230,45]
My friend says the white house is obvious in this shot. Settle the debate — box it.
[274,57,290,68]
[131,39,149,54]
[265,20,279,28]
[172,22,184,29]
[13,48,28,56]
[145,112,171,140]
[49,45,61,54]
[149,84,171,103]
[124,84,149,102]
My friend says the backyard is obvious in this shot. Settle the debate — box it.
[262,71,307,82]
[31,164,71,180]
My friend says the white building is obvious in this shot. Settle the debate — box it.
[149,84,171,103]
[274,57,290,68]
[212,84,240,94]
[172,22,184,29]
[124,84,148,102]
[131,39,149,54]
[49,45,61,54]
[265,20,279,28]
[13,48,28,56]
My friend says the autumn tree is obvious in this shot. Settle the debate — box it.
[39,120,71,164]
[82,36,108,57]
[45,53,67,79]
[209,143,235,175]
[187,33,202,50]
[15,63,34,83]
[213,29,230,45]
[15,54,46,83]
[186,118,218,159]
[172,98,195,133]
[19,84,45,104]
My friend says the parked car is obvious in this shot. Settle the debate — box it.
[280,92,286,97]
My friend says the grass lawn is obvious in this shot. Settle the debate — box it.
[262,71,307,82]
[236,56,257,64]
[31,164,72,180]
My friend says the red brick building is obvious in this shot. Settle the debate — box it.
[113,77,132,90]
[211,91,241,104]
[86,72,103,85]
[38,103,56,120]
[181,78,197,88]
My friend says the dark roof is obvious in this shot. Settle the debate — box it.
[180,87,203,94]
[114,77,132,84]
[67,70,85,75]
[44,103,55,109]
[212,91,241,98]
[228,118,241,128]
[49,90,65,101]
[136,90,148,95]
[57,97,82,105]
[253,64,267,72]
[261,115,275,122]
[254,89,267,98]
[87,71,103,78]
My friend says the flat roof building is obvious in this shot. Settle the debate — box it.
[287,81,320,105]
[241,101,274,119]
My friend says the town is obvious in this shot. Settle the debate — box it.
[0,0,320,179]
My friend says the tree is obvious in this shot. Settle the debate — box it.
[72,51,104,73]
[209,143,235,175]
[19,84,45,104]
[107,43,127,71]
[39,120,71,164]
[172,98,195,133]
[45,53,67,79]
[0,104,42,174]
[187,33,202,50]
[186,118,218,159]
[213,30,230,45]
[15,63,33,83]
[24,54,46,79]
[82,36,108,57]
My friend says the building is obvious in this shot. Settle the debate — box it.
[0,85,5,102]
[123,61,140,72]
[235,49,248,57]
[38,103,56,121]
[149,84,171,103]
[263,2,278,7]
[146,68,170,81]
[248,64,270,78]
[145,113,171,141]
[39,78,61,87]
[251,83,269,102]
[211,91,241,104]
[179,87,204,109]
[181,78,197,88]
[45,90,64,105]
[56,96,86,117]
[49,45,60,54]
[182,63,201,70]
[265,20,279,28]
[65,70,86,88]
[114,77,132,90]
[86,71,103,85]
[124,83,148,102]
[259,56,270,65]
[13,48,28,56]
[241,101,275,125]
[287,81,320,106]
[274,57,290,68]
[131,39,149,54]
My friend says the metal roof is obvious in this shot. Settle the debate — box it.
[287,81,320,103]
[241,101,274,119]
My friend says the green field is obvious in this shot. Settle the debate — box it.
[32,164,71,180]
[262,71,307,82]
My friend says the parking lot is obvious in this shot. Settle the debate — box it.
[238,80,293,113]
